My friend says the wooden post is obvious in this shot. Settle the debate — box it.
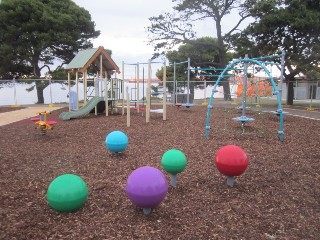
[84,70,87,105]
[105,74,109,116]
[122,61,125,115]
[126,86,130,127]
[146,86,150,123]
[137,63,140,113]
[146,59,151,123]
[163,61,167,120]
[100,54,103,78]
[94,74,98,115]
[76,71,79,110]
[114,72,119,113]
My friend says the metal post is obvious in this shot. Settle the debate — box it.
[49,77,53,105]
[204,79,207,104]
[13,78,17,106]
[187,57,190,104]
[68,72,71,111]
[163,60,167,121]
[242,54,249,117]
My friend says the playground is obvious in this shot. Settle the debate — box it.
[0,103,319,239]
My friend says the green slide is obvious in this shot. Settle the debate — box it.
[59,96,105,120]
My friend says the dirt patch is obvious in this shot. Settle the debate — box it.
[0,106,25,113]
[0,106,319,239]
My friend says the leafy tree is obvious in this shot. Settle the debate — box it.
[156,37,234,98]
[0,0,100,103]
[147,0,256,100]
[228,0,320,105]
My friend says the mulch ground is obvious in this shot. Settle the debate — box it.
[0,105,319,239]
[0,106,25,113]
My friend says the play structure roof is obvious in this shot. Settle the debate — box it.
[65,46,120,73]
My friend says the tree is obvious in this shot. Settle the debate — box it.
[0,0,100,103]
[147,0,256,100]
[155,37,233,98]
[228,0,320,105]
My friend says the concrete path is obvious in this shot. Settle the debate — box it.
[283,107,320,121]
[0,104,319,127]
[0,106,64,126]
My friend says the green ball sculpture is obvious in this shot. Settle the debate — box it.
[161,149,187,187]
[46,174,88,212]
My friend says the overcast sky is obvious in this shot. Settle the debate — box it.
[72,0,253,78]
[73,0,174,68]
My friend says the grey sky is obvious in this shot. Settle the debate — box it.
[73,1,174,65]
[72,0,253,78]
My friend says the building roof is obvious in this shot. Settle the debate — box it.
[65,46,120,73]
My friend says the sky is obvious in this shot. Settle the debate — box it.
[72,0,253,79]
[73,0,175,77]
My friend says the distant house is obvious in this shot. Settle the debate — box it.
[290,74,320,100]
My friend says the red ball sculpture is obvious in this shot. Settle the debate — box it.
[215,145,249,187]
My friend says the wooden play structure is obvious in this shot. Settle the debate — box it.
[59,46,168,125]
[59,46,121,120]
[121,59,167,126]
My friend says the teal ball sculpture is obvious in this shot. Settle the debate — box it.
[161,149,187,175]
[46,174,88,212]
[161,149,187,187]
[105,130,129,153]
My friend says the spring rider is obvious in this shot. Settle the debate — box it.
[32,111,57,135]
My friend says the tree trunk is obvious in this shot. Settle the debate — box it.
[190,82,195,103]
[35,81,45,104]
[216,17,231,101]
[221,78,231,100]
[32,55,46,104]
[286,76,294,105]
[33,59,41,77]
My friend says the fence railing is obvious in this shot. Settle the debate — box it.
[0,78,319,106]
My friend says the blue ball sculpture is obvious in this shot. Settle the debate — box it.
[105,130,129,153]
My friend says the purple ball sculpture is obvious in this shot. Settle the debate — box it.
[126,166,168,215]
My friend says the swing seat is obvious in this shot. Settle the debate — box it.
[270,110,288,116]
[182,103,194,108]
[232,116,255,124]
[236,105,251,110]
[175,103,182,107]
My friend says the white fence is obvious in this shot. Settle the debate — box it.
[0,79,319,106]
